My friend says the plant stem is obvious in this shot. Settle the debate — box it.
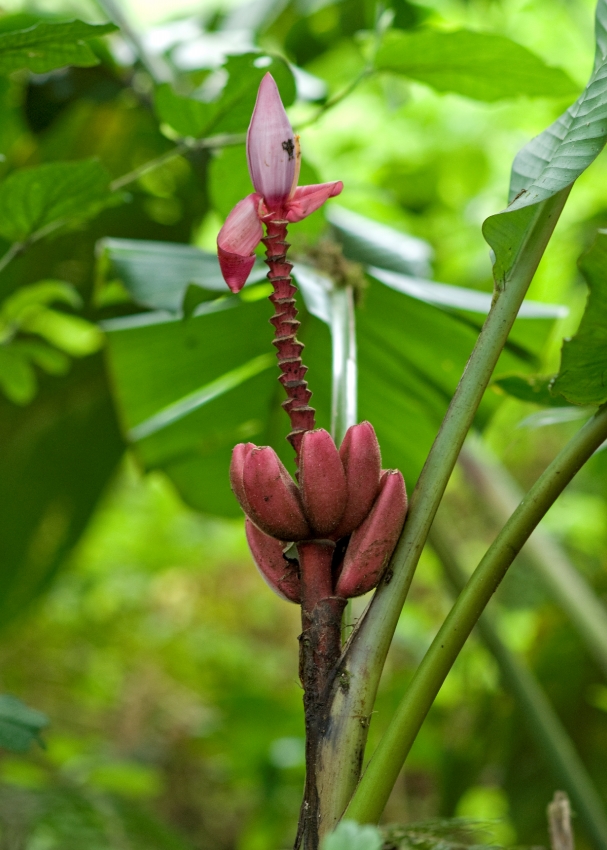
[315,188,570,836]
[330,285,357,446]
[431,518,607,850]
[460,435,607,680]
[109,132,245,193]
[346,402,607,824]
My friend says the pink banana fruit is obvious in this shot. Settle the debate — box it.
[299,429,348,536]
[245,519,301,603]
[335,469,408,598]
[230,442,256,513]
[242,446,311,541]
[332,421,382,539]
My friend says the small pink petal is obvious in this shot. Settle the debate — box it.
[217,193,263,292]
[285,181,343,223]
[247,73,297,207]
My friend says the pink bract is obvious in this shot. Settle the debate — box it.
[217,73,343,293]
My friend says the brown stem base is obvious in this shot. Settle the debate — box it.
[262,217,315,464]
[295,542,347,850]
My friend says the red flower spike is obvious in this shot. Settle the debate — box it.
[242,446,312,541]
[332,421,382,539]
[245,519,301,603]
[335,469,408,599]
[229,442,256,513]
[299,429,348,536]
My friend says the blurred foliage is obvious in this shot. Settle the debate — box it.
[0,0,605,848]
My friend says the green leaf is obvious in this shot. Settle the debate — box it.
[0,19,117,75]
[0,280,81,326]
[98,238,266,313]
[0,356,124,627]
[321,820,382,850]
[155,53,296,138]
[375,29,579,102]
[21,308,103,357]
[0,694,48,752]
[328,205,432,278]
[0,345,36,404]
[483,1,607,316]
[552,231,607,406]
[493,374,570,407]
[0,159,116,243]
[11,340,70,376]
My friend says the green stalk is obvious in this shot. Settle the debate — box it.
[316,189,570,836]
[328,284,357,643]
[431,520,607,850]
[330,285,357,445]
[345,402,607,824]
[461,437,607,680]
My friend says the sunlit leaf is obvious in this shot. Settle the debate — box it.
[552,231,607,406]
[375,29,579,102]
[0,159,116,243]
[0,19,117,75]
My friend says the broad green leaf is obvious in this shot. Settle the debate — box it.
[98,238,266,313]
[321,820,382,850]
[328,205,432,278]
[493,374,570,407]
[103,266,548,517]
[375,29,579,102]
[0,19,117,75]
[155,53,296,138]
[0,356,124,627]
[0,159,116,243]
[552,231,607,406]
[483,1,607,320]
[0,694,48,752]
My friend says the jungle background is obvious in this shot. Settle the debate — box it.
[0,0,606,848]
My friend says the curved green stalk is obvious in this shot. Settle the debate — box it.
[316,189,570,837]
[330,285,357,446]
[461,437,607,680]
[432,519,607,850]
[345,402,607,825]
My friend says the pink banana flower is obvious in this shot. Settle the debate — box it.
[217,72,343,293]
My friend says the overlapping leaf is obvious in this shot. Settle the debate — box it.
[375,29,578,102]
[0,19,117,75]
